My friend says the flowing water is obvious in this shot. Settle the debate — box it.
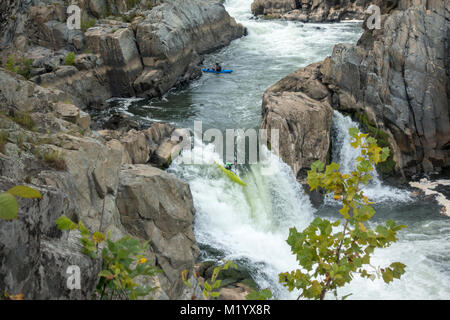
[104,0,450,299]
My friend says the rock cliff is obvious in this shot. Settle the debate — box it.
[0,68,197,299]
[1,0,246,108]
[261,64,333,178]
[261,0,450,177]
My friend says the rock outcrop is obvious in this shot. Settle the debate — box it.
[1,0,246,108]
[261,0,450,177]
[251,0,372,22]
[117,165,199,298]
[0,0,244,301]
[0,68,197,299]
[133,0,246,97]
[98,122,187,168]
[261,63,334,178]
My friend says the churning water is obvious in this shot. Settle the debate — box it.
[107,0,450,299]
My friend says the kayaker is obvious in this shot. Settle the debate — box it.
[213,63,222,72]
[225,162,232,170]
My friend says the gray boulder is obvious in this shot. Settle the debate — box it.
[117,165,199,298]
[261,63,334,178]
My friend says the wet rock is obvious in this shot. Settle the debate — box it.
[133,0,246,97]
[321,2,450,176]
[102,113,141,132]
[261,85,333,178]
[251,0,372,22]
[260,1,450,177]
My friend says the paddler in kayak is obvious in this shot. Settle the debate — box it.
[225,160,238,171]
[213,63,222,72]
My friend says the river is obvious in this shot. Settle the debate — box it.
[102,0,450,299]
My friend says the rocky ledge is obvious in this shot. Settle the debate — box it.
[0,67,199,299]
[251,0,372,22]
[261,0,450,179]
[1,0,246,109]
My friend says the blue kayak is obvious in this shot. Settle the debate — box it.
[202,68,233,74]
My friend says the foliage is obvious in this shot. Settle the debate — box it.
[65,52,76,66]
[246,288,273,300]
[5,55,17,73]
[0,186,42,220]
[3,292,24,300]
[354,112,396,174]
[142,1,154,10]
[4,54,33,79]
[182,260,237,300]
[0,130,9,153]
[126,0,141,9]
[35,149,67,171]
[279,128,406,300]
[17,58,33,79]
[56,216,160,300]
[81,16,97,32]
[11,111,35,130]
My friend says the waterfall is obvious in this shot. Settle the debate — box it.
[330,111,411,203]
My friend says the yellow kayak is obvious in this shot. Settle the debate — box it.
[214,162,247,187]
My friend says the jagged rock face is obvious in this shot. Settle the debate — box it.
[0,177,102,299]
[261,1,449,177]
[8,0,245,108]
[85,26,144,97]
[98,122,188,168]
[133,0,246,96]
[116,165,199,299]
[0,69,198,299]
[261,63,334,178]
[0,0,30,50]
[251,0,372,22]
[320,1,450,176]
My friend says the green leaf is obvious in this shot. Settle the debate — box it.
[55,215,78,231]
[348,127,359,137]
[212,280,222,289]
[210,291,221,298]
[382,268,394,283]
[339,205,350,219]
[7,186,42,199]
[0,192,19,220]
[311,160,325,172]
[246,289,273,300]
[92,231,106,243]
[204,281,212,292]
[78,221,90,236]
[202,289,209,299]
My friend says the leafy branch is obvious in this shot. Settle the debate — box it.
[56,216,160,300]
[0,185,42,220]
[279,128,406,300]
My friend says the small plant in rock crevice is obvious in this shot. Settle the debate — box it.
[56,215,160,300]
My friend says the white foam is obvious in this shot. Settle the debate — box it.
[330,111,412,203]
